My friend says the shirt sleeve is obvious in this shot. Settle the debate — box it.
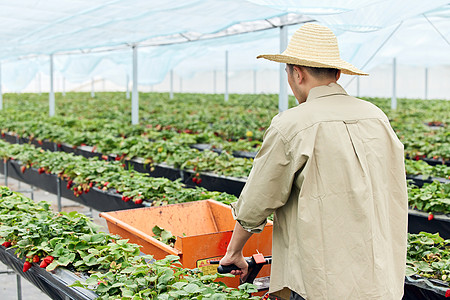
[231,122,297,233]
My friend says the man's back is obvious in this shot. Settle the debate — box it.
[235,83,408,299]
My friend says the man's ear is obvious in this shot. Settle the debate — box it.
[293,65,304,84]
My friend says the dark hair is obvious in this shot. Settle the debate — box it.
[287,64,338,79]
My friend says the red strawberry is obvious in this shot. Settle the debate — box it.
[32,255,40,263]
[102,155,108,161]
[104,182,109,187]
[89,182,93,188]
[134,198,143,205]
[1,132,4,137]
[57,143,62,148]
[38,140,43,145]
[192,177,197,183]
[195,173,200,177]
[23,261,32,272]
[74,187,78,192]
[43,256,54,264]
[197,178,202,184]
[445,289,450,297]
[115,156,121,161]
[21,165,26,173]
[39,261,48,268]
[38,167,45,174]
[2,241,11,248]
[428,213,434,221]
[81,143,87,146]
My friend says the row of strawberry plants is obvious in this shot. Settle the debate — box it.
[405,159,450,180]
[0,186,258,299]
[0,139,237,206]
[406,232,450,286]
[1,186,449,298]
[0,121,448,182]
[1,139,449,216]
[0,128,254,179]
[1,92,278,142]
[408,181,450,216]
[1,92,449,159]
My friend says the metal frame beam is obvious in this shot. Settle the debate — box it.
[279,24,288,112]
[225,51,229,101]
[391,57,397,110]
[131,45,139,125]
[49,54,55,116]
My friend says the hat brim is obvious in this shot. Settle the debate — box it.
[257,54,369,76]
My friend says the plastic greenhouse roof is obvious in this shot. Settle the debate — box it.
[0,0,449,91]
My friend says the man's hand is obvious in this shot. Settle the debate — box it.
[218,222,254,281]
[219,251,249,280]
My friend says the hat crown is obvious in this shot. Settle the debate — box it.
[283,23,341,62]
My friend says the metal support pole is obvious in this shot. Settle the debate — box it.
[0,62,2,110]
[131,45,139,125]
[49,54,55,117]
[4,160,7,186]
[391,58,397,110]
[126,74,130,99]
[16,274,22,300]
[357,76,360,97]
[213,70,217,94]
[38,73,42,95]
[91,78,95,98]
[279,25,288,112]
[170,70,174,99]
[425,67,428,100]
[62,77,66,97]
[225,51,229,101]
[253,69,257,94]
[57,177,62,212]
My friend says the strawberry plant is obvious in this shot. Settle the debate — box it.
[408,181,450,214]
[0,186,259,299]
[405,159,450,179]
[406,232,450,283]
[152,225,176,248]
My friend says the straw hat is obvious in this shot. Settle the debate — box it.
[257,23,368,76]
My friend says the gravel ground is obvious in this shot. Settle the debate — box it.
[0,177,108,300]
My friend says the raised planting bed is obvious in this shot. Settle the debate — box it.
[100,199,273,290]
[408,209,450,240]
[0,159,146,212]
[407,175,450,188]
[404,276,449,299]
[0,159,58,194]
[0,246,97,300]
[59,178,146,212]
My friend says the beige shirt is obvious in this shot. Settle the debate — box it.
[232,83,408,300]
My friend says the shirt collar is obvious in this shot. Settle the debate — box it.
[305,82,348,102]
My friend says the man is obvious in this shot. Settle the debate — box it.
[219,23,408,300]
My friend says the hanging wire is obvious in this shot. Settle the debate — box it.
[423,14,450,46]
[344,21,403,89]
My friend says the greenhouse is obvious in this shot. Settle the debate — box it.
[0,1,449,299]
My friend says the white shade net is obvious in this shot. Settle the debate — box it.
[0,0,448,91]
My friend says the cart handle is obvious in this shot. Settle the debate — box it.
[210,255,272,284]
